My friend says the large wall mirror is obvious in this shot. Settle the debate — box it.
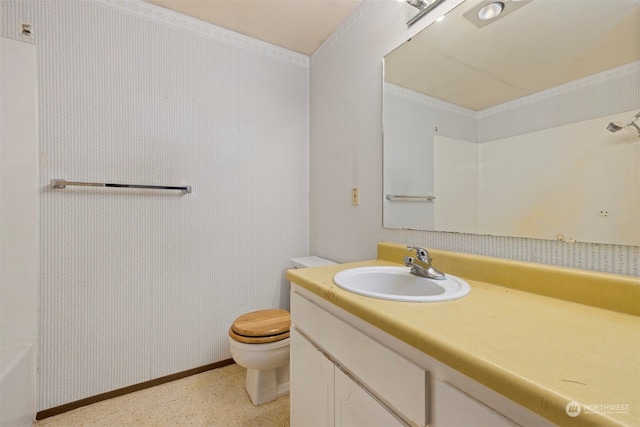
[383,0,640,246]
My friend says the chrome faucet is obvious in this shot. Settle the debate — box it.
[404,246,445,280]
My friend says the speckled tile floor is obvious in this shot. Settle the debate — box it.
[32,363,289,427]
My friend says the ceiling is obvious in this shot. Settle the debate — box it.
[385,0,640,111]
[143,0,363,55]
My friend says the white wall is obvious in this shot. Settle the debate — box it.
[434,135,478,234]
[309,0,639,276]
[383,83,476,230]
[1,36,39,426]
[383,84,437,230]
[2,0,310,412]
[479,110,640,246]
[432,111,640,245]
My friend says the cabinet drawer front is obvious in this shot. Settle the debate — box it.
[291,291,428,426]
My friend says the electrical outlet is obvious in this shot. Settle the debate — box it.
[352,187,359,206]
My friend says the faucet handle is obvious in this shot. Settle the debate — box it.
[407,246,430,262]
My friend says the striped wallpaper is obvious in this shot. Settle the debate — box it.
[3,0,309,410]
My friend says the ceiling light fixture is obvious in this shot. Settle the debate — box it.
[463,0,532,28]
[477,2,504,21]
[406,0,446,26]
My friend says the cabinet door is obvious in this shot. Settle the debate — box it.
[290,328,335,427]
[335,368,406,427]
[291,290,427,425]
[433,380,519,426]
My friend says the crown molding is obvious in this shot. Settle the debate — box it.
[95,0,309,68]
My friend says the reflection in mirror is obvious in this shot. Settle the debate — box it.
[383,0,640,246]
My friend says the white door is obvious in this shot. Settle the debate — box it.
[290,327,335,426]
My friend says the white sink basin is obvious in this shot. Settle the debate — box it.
[333,266,470,302]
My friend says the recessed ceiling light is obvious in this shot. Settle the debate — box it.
[477,2,504,20]
[463,0,531,28]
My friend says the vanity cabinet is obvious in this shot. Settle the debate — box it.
[291,328,406,426]
[290,284,553,427]
[290,290,427,426]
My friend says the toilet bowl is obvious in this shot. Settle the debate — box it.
[228,256,336,406]
[229,309,291,406]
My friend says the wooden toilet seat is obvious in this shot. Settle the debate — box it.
[229,309,290,344]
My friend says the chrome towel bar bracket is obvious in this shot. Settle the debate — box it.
[51,179,192,194]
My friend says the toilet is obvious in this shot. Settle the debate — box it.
[228,256,336,405]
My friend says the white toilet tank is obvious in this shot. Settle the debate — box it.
[283,257,335,311]
[291,256,336,269]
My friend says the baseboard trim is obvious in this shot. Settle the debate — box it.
[35,359,235,420]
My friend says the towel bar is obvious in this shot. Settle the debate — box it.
[51,179,191,194]
[385,194,435,202]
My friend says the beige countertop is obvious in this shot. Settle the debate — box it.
[286,242,640,427]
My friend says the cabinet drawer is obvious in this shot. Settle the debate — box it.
[291,291,428,426]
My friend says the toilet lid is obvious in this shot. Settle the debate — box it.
[230,309,290,344]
